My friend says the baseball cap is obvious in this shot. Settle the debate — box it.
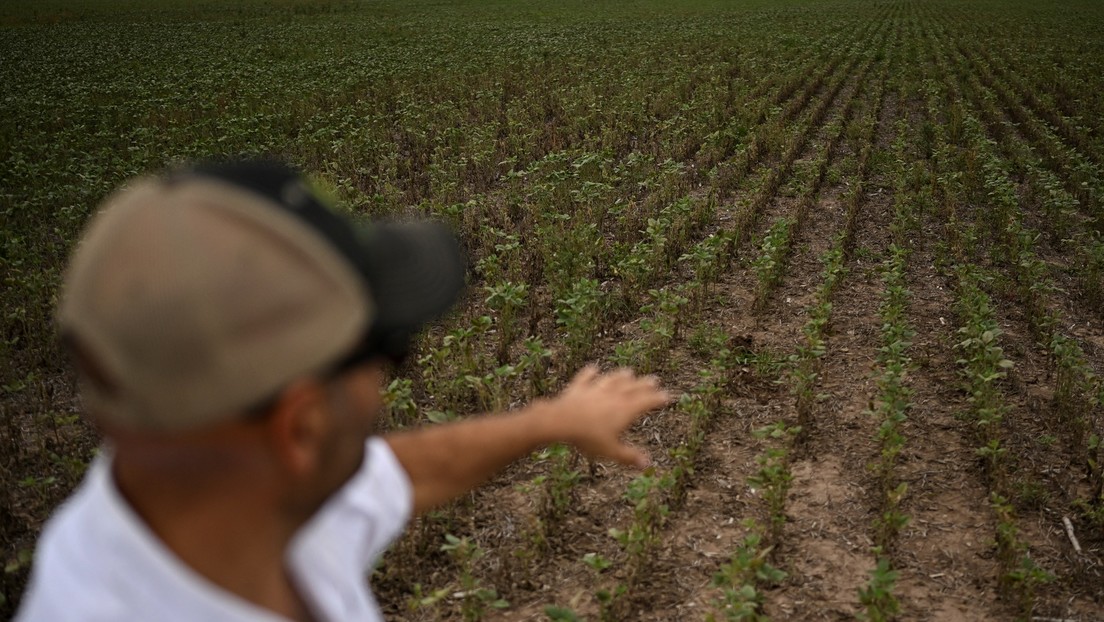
[57,159,465,433]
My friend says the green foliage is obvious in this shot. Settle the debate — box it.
[953,268,1013,485]
[990,494,1054,618]
[381,378,418,428]
[749,423,800,544]
[857,555,900,622]
[867,243,913,550]
[788,238,847,437]
[544,605,582,621]
[519,336,553,398]
[609,468,673,567]
[584,550,627,622]
[555,277,604,370]
[709,528,785,622]
[713,532,787,588]
[639,287,689,371]
[6,0,1104,618]
[536,444,582,529]
[751,218,794,311]
[485,280,529,363]
[440,534,510,621]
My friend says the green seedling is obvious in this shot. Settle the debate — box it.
[485,280,529,363]
[440,534,510,621]
[857,555,900,622]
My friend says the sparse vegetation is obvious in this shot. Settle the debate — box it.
[3,0,1104,619]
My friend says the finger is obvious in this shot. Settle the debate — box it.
[625,380,671,407]
[596,367,634,389]
[636,389,672,411]
[620,371,656,388]
[570,364,600,387]
[613,394,669,430]
[608,443,651,469]
[620,375,661,399]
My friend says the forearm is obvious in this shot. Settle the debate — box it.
[383,366,668,516]
[383,400,561,515]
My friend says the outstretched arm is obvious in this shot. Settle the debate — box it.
[383,366,670,515]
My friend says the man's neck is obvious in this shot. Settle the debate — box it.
[111,457,315,621]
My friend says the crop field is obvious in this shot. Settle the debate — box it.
[3,0,1104,619]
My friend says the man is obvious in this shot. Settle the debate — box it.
[16,160,670,621]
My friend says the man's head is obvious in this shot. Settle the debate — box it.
[57,159,464,517]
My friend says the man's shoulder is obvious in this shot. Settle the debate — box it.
[32,458,113,571]
[291,437,412,571]
[17,579,126,622]
[16,461,129,620]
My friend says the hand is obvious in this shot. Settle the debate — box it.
[546,365,671,468]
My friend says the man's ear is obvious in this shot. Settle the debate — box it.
[266,379,331,477]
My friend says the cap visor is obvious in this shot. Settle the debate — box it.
[358,221,466,331]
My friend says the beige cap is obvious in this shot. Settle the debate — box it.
[58,161,464,432]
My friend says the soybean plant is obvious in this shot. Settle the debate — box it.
[583,552,626,622]
[381,378,418,428]
[1049,333,1097,464]
[857,554,900,622]
[990,494,1053,618]
[609,468,674,578]
[790,239,848,439]
[427,315,494,409]
[748,423,800,545]
[1086,434,1104,524]
[610,339,645,371]
[440,534,510,621]
[953,268,1013,486]
[535,443,582,532]
[751,218,794,312]
[708,529,786,622]
[518,336,552,398]
[679,234,724,312]
[543,606,582,622]
[639,287,689,371]
[555,277,604,370]
[869,244,914,549]
[464,364,518,413]
[484,280,529,363]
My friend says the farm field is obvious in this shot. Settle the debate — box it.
[3,0,1104,619]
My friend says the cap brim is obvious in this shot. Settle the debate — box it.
[357,221,467,333]
[168,158,464,366]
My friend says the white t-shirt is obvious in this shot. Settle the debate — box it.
[16,436,412,622]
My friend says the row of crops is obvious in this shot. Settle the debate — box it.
[2,0,1103,618]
